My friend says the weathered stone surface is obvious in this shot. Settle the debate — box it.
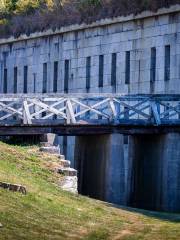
[40,142,52,148]
[59,155,65,160]
[59,176,78,194]
[38,143,78,194]
[0,182,27,195]
[128,133,180,213]
[58,168,77,177]
[75,134,126,204]
[40,146,60,155]
[40,134,56,146]
[60,160,71,168]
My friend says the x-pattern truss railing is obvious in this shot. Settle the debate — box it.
[0,94,180,126]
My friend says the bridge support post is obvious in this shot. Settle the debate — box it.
[128,133,180,213]
[74,134,127,205]
[40,134,58,146]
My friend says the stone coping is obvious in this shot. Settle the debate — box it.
[0,4,180,45]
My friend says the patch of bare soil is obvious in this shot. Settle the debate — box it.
[113,229,133,239]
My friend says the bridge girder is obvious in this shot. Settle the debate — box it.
[0,94,180,135]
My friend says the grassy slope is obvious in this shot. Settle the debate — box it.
[0,142,180,240]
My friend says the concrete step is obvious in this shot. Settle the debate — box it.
[59,176,78,194]
[57,168,77,177]
[40,142,53,148]
[60,160,71,168]
[39,146,60,155]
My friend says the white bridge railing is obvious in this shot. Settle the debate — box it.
[0,94,180,126]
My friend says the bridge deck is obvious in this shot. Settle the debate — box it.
[0,94,180,135]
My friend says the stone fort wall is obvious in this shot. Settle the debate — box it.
[0,5,180,95]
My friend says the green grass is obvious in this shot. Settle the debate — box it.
[0,141,180,240]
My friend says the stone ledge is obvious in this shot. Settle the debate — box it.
[57,168,77,177]
[59,155,65,160]
[0,182,27,194]
[59,176,78,194]
[60,160,71,168]
[40,142,53,148]
[39,146,60,155]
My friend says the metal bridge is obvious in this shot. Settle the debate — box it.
[0,94,180,135]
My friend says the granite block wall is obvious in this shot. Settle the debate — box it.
[0,8,180,95]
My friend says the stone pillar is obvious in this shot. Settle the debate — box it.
[74,134,126,204]
[128,133,180,213]
[106,134,127,205]
[66,136,76,166]
[40,133,57,146]
[40,133,60,154]
[161,133,180,212]
[57,136,76,167]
